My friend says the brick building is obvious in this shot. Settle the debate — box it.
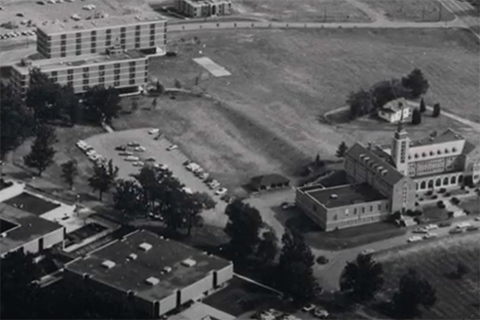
[296,124,480,231]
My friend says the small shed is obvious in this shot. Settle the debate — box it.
[249,174,290,192]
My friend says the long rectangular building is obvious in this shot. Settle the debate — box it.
[11,47,148,97]
[174,0,232,18]
[36,13,167,59]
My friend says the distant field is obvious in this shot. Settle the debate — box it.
[234,0,372,22]
[376,234,480,319]
[114,28,479,191]
[359,0,455,22]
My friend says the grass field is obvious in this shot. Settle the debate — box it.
[113,28,479,191]
[375,233,480,319]
[359,0,456,22]
[234,0,372,22]
[459,196,480,215]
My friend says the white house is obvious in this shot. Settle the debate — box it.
[378,98,411,123]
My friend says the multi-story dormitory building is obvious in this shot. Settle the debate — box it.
[174,0,232,18]
[10,13,168,99]
[296,123,480,231]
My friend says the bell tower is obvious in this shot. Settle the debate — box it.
[391,104,410,176]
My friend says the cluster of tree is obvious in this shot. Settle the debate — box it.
[340,254,437,319]
[26,69,121,126]
[347,69,429,119]
[112,166,215,235]
[23,125,57,176]
[0,251,146,319]
[224,200,319,305]
[336,141,348,158]
[88,159,119,201]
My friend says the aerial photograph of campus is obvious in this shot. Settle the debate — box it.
[0,0,479,319]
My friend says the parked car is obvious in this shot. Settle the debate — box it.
[198,172,209,180]
[124,156,140,162]
[215,188,228,196]
[423,232,438,239]
[133,146,146,152]
[438,221,452,228]
[183,160,192,166]
[220,194,232,203]
[132,161,144,167]
[466,225,479,232]
[302,304,316,313]
[154,163,168,171]
[193,167,204,175]
[115,145,127,151]
[145,157,156,162]
[313,308,329,319]
[281,202,295,210]
[186,163,200,172]
[449,228,464,234]
[167,144,178,151]
[407,236,423,243]
[208,180,220,189]
[148,128,160,135]
[127,141,140,147]
[424,224,439,230]
[475,216,480,221]
[119,151,133,156]
[413,228,428,234]
[316,256,329,265]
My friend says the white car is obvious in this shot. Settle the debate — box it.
[215,188,228,196]
[86,150,97,156]
[127,141,140,147]
[198,172,209,180]
[125,156,140,162]
[133,146,146,152]
[154,163,168,170]
[408,236,423,243]
[119,151,133,156]
[132,161,144,167]
[48,0,56,4]
[193,167,204,174]
[208,180,220,189]
[413,228,428,234]
[425,224,439,230]
[167,144,178,151]
[423,232,438,239]
[302,304,316,313]
[186,163,200,171]
[313,308,329,319]
[148,128,160,135]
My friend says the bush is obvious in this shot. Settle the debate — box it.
[413,210,423,216]
[426,190,433,196]
[432,195,438,200]
[437,201,444,208]
[451,197,460,205]
[439,188,446,193]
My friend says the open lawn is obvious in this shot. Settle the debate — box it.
[234,0,372,22]
[375,233,480,319]
[359,0,456,22]
[458,195,480,215]
[114,28,479,192]
[7,125,104,202]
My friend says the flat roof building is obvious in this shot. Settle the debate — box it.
[174,0,232,18]
[0,203,65,257]
[37,13,167,59]
[64,230,233,318]
[11,47,149,97]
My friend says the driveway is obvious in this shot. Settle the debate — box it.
[83,128,230,227]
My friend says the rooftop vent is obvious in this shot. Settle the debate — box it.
[101,260,116,269]
[163,266,172,273]
[377,166,383,172]
[138,242,152,251]
[128,253,138,260]
[182,258,197,267]
[330,194,338,200]
[1,233,6,238]
[145,277,159,286]
[381,169,388,175]
[359,154,365,159]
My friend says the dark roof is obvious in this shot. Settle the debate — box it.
[0,203,63,256]
[346,143,404,185]
[250,174,290,188]
[65,230,232,302]
[462,141,477,155]
[3,192,60,216]
[304,183,387,208]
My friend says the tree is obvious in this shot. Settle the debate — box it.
[392,268,436,319]
[340,253,384,302]
[174,79,182,89]
[371,79,408,109]
[455,262,470,279]
[88,159,119,200]
[83,86,121,125]
[315,153,323,168]
[432,103,441,117]
[61,160,78,190]
[152,98,158,109]
[113,179,147,223]
[402,68,429,98]
[411,108,422,125]
[155,81,165,94]
[24,125,57,176]
[347,89,374,119]
[419,97,426,113]
[255,228,278,265]
[276,230,318,305]
[336,141,348,158]
[224,200,263,263]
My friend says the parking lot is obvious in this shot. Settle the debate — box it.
[82,128,230,227]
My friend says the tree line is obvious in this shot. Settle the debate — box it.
[347,68,430,120]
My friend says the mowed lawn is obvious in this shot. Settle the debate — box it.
[359,0,456,22]
[234,0,372,22]
[114,28,479,191]
[375,233,480,319]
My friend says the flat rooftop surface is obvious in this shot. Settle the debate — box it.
[0,203,63,256]
[65,230,231,301]
[306,183,387,208]
[13,50,145,73]
[4,192,60,216]
[39,12,166,35]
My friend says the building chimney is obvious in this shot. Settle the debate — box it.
[368,141,373,150]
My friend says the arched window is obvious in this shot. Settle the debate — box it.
[459,175,463,183]
[443,177,449,185]
[451,176,456,184]
[422,152,426,157]
[428,180,434,189]
[430,151,434,156]
[435,179,441,187]
[420,181,426,189]
[452,147,457,152]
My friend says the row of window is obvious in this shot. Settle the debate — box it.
[409,148,458,160]
[67,77,148,91]
[417,175,463,189]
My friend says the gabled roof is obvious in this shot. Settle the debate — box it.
[250,174,290,188]
[346,143,404,185]
[462,141,477,155]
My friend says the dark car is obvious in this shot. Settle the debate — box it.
[166,51,178,57]
[316,256,329,265]
[438,221,452,228]
[115,145,127,151]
